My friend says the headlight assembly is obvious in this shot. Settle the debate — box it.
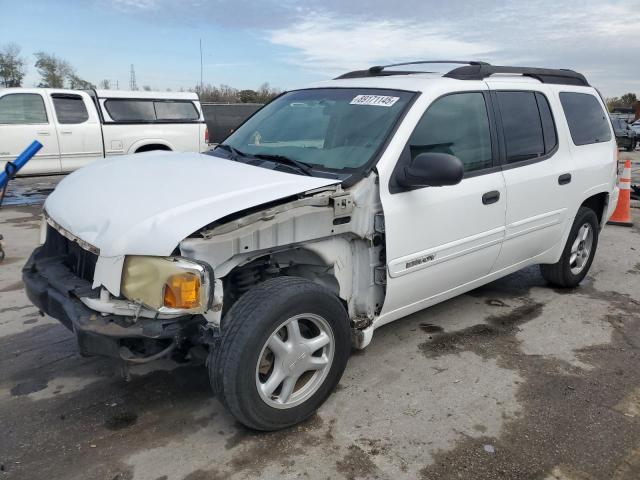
[121,256,212,314]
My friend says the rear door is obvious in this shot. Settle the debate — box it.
[50,92,103,172]
[0,91,61,174]
[487,83,577,271]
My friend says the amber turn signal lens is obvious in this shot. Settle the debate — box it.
[163,272,201,309]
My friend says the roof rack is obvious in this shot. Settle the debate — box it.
[335,60,487,79]
[335,61,589,86]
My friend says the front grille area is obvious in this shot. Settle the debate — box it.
[43,225,98,283]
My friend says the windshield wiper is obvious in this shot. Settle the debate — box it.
[253,153,314,176]
[216,144,248,162]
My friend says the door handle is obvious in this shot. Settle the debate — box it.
[60,130,73,135]
[482,190,500,205]
[36,131,50,136]
[558,173,572,185]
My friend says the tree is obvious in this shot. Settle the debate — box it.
[68,73,94,89]
[0,43,27,87]
[607,93,638,112]
[620,93,637,107]
[239,89,258,103]
[34,52,73,88]
[99,79,111,89]
[142,85,151,91]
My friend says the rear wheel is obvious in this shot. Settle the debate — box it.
[540,207,599,288]
[210,277,350,431]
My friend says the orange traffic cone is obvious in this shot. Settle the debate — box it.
[608,158,633,227]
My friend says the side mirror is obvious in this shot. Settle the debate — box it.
[397,152,464,189]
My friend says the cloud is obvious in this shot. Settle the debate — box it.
[267,16,495,75]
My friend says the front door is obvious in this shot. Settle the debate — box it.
[0,91,61,174]
[50,92,103,172]
[379,90,507,322]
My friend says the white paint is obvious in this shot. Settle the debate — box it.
[43,152,339,258]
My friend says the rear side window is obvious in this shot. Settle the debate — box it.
[105,100,155,121]
[497,92,543,163]
[408,92,493,173]
[155,101,199,121]
[52,95,89,124]
[104,99,198,122]
[0,93,48,124]
[559,92,611,145]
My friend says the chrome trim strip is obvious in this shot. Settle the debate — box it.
[43,210,100,255]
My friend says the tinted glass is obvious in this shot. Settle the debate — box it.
[0,93,48,124]
[154,101,199,121]
[105,100,156,121]
[52,95,89,124]
[408,92,493,173]
[559,92,612,145]
[220,88,413,171]
[535,93,557,154]
[497,91,545,163]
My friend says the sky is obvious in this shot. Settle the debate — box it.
[1,0,639,97]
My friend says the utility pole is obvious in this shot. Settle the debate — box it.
[130,64,137,91]
[199,38,203,94]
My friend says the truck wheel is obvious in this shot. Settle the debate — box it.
[210,276,351,431]
[540,206,599,288]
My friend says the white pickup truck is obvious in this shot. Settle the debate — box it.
[0,88,208,175]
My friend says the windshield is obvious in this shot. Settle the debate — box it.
[216,88,414,172]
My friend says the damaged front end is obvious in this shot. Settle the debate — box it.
[22,224,209,364]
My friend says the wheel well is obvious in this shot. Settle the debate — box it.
[580,192,608,226]
[135,144,172,153]
[222,251,341,315]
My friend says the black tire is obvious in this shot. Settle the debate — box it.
[540,206,599,288]
[210,276,351,431]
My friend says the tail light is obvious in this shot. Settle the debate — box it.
[204,126,209,144]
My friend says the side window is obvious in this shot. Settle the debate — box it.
[535,93,557,153]
[52,95,89,124]
[105,100,156,122]
[496,91,545,163]
[0,93,48,124]
[559,92,612,146]
[408,92,493,173]
[154,101,199,121]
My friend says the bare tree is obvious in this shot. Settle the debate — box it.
[99,79,111,89]
[68,74,95,89]
[0,43,27,87]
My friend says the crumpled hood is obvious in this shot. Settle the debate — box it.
[44,151,339,257]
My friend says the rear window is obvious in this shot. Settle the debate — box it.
[559,92,612,145]
[104,99,199,122]
[52,95,89,124]
[0,93,48,124]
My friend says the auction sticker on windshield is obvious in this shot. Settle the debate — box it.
[350,95,400,107]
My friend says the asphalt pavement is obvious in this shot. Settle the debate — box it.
[0,163,640,479]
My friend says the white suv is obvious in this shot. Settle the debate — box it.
[23,61,619,430]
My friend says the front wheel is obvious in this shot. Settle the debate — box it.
[540,206,599,288]
[210,277,351,431]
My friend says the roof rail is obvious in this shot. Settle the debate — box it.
[334,61,590,86]
[444,64,589,86]
[334,60,488,79]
